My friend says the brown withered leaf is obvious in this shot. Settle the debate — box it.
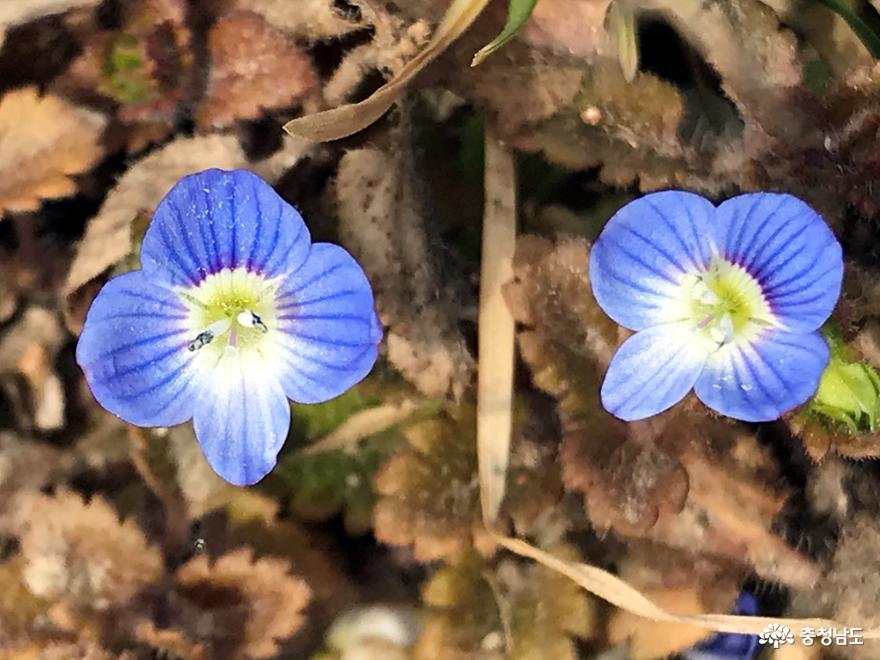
[502,235,618,416]
[0,0,99,48]
[0,306,66,432]
[561,420,690,535]
[135,621,208,660]
[37,640,136,660]
[784,513,880,660]
[196,11,318,129]
[788,412,880,461]
[521,0,612,58]
[644,413,819,589]
[336,147,474,398]
[373,408,493,562]
[172,548,311,659]
[503,236,687,533]
[0,557,51,647]
[19,491,163,611]
[448,36,585,136]
[607,545,741,660]
[0,87,106,216]
[232,0,373,41]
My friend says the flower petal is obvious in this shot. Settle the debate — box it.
[272,243,382,404]
[591,191,718,330]
[76,270,201,427]
[601,323,711,420]
[141,169,311,287]
[193,350,291,486]
[715,193,842,332]
[694,328,829,422]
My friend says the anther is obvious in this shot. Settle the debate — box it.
[187,318,232,352]
[188,330,214,352]
[237,310,268,333]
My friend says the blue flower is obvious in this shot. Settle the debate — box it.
[683,592,759,660]
[590,191,843,422]
[76,168,382,486]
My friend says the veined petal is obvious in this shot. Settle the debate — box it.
[272,243,382,404]
[591,191,718,330]
[715,193,842,332]
[193,349,291,486]
[601,323,711,420]
[694,328,829,422]
[75,270,201,427]
[141,169,311,287]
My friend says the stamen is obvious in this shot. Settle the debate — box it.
[237,310,269,333]
[188,330,214,352]
[187,318,232,352]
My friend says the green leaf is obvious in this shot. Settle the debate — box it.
[471,0,538,66]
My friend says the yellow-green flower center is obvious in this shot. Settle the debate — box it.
[681,257,775,346]
[181,268,279,359]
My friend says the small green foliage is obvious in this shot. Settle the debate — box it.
[276,382,410,534]
[471,0,539,66]
[279,449,387,534]
[290,388,372,444]
[810,329,880,432]
[101,34,156,105]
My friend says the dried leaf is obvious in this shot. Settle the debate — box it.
[0,0,99,48]
[283,0,492,141]
[607,547,740,659]
[173,548,311,659]
[0,87,106,216]
[477,127,517,525]
[134,621,208,660]
[232,0,373,41]
[36,640,136,660]
[63,133,313,322]
[19,491,163,611]
[336,147,474,398]
[196,11,318,129]
[0,306,66,431]
[786,513,880,659]
[373,408,491,562]
[0,557,51,647]
[519,0,612,58]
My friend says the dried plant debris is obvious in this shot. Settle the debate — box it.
[607,545,741,660]
[0,0,99,48]
[373,408,488,562]
[0,306,67,432]
[416,547,596,660]
[19,491,163,612]
[502,235,619,416]
[0,86,106,216]
[231,0,374,41]
[786,513,880,660]
[520,0,613,58]
[171,549,311,659]
[196,11,319,129]
[336,146,474,399]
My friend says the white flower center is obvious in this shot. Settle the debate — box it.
[678,256,777,347]
[180,268,279,358]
